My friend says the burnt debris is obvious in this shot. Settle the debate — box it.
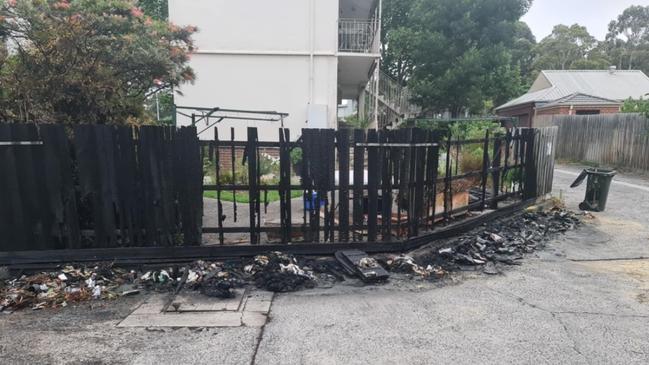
[0,264,139,312]
[335,250,390,283]
[0,208,581,312]
[398,207,582,275]
[246,252,316,292]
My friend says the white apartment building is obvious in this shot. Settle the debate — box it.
[169,0,382,140]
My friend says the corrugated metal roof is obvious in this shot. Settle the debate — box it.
[496,70,649,111]
[496,87,559,110]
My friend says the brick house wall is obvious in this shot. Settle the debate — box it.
[536,105,621,116]
[205,147,281,173]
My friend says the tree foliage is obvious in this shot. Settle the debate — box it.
[621,98,649,117]
[380,3,649,116]
[380,0,416,85]
[511,21,537,87]
[381,0,532,117]
[606,5,649,75]
[532,24,606,70]
[0,0,195,124]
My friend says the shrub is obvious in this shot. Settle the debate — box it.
[460,147,484,173]
[621,98,649,119]
[0,0,196,124]
[259,153,280,176]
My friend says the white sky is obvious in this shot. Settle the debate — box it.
[522,0,649,41]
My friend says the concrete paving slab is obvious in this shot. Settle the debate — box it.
[119,289,274,328]
[243,290,274,313]
[131,294,168,315]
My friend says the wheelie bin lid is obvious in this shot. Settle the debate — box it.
[570,168,617,188]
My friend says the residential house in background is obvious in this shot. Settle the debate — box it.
[169,0,385,139]
[496,68,649,127]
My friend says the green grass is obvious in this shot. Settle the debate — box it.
[203,190,302,203]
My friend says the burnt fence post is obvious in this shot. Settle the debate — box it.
[490,137,502,209]
[245,127,260,244]
[480,129,490,210]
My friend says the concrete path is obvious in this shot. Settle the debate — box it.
[1,164,649,364]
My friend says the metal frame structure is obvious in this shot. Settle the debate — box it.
[173,105,289,135]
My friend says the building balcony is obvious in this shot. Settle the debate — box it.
[338,18,380,54]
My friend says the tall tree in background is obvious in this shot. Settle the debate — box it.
[532,24,603,70]
[0,0,195,124]
[381,0,416,85]
[511,21,537,87]
[381,0,532,117]
[606,5,649,74]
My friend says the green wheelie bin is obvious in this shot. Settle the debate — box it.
[570,168,617,212]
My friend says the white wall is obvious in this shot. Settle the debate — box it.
[169,0,340,140]
[176,54,338,140]
[170,0,338,52]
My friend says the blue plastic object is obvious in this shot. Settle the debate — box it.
[304,192,325,211]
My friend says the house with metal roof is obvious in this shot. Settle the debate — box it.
[495,68,649,127]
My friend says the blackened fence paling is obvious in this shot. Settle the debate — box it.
[203,127,534,245]
[0,124,202,251]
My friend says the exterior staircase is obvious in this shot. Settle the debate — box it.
[361,70,420,129]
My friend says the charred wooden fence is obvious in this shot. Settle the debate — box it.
[202,127,538,246]
[0,123,554,263]
[0,124,202,252]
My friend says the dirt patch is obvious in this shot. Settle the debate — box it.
[593,217,648,234]
[577,259,649,304]
[578,260,649,282]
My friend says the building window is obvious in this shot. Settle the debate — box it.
[576,110,600,115]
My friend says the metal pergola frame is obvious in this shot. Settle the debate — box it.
[173,105,290,135]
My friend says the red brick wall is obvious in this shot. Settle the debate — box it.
[536,105,621,116]
[208,147,280,172]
